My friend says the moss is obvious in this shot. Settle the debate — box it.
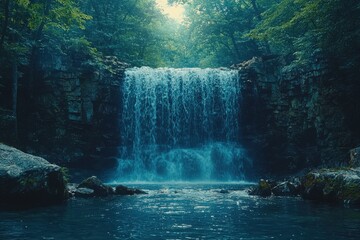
[60,167,70,185]
[322,176,342,197]
[303,173,316,188]
[302,168,360,205]
[259,179,271,190]
[19,176,38,188]
[340,183,360,201]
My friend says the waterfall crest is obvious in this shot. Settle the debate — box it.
[116,67,249,181]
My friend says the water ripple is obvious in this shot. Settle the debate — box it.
[1,183,360,240]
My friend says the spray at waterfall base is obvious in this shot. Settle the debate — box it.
[115,67,252,182]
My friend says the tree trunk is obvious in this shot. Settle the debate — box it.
[229,33,241,61]
[12,62,18,139]
[0,0,11,53]
[250,0,272,54]
[28,47,37,99]
[28,2,50,99]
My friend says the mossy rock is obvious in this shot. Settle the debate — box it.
[248,179,272,197]
[337,174,360,205]
[301,168,360,205]
[0,144,68,208]
[272,181,300,196]
[77,176,113,197]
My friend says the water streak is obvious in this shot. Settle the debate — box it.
[117,67,248,181]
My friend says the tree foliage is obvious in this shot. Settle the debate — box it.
[0,0,91,63]
[0,0,359,70]
[249,0,360,66]
[169,0,268,67]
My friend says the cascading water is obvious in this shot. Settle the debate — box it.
[116,67,250,181]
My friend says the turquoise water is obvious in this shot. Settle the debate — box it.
[119,68,247,182]
[1,183,360,240]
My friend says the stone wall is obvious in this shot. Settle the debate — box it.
[0,56,128,173]
[237,54,360,176]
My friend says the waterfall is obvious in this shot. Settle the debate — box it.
[116,67,250,181]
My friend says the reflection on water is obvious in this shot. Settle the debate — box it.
[1,183,360,240]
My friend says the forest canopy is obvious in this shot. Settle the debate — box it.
[0,0,359,69]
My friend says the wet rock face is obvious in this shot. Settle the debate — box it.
[0,144,67,208]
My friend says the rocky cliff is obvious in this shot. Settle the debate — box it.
[0,56,128,173]
[1,52,359,178]
[237,53,360,176]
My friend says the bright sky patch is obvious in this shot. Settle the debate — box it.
[156,0,185,22]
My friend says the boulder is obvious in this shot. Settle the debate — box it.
[73,188,95,198]
[114,185,147,195]
[272,181,299,196]
[248,179,272,197]
[248,178,302,197]
[0,144,67,208]
[72,177,147,198]
[78,176,113,197]
[67,183,95,198]
[302,168,360,205]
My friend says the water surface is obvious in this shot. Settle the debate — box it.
[1,183,359,240]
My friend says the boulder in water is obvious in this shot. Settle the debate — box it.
[77,176,114,197]
[272,181,300,196]
[248,178,301,197]
[67,183,95,198]
[248,179,272,197]
[114,185,147,195]
[74,176,147,197]
[0,144,67,208]
[73,188,95,198]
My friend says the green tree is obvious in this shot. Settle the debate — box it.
[249,0,360,66]
[169,0,273,67]
[0,0,91,139]
[80,0,174,67]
